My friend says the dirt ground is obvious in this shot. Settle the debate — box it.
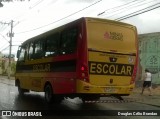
[133,79,160,96]
[133,86,160,96]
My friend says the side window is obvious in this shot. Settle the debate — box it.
[45,33,59,57]
[34,40,44,59]
[18,46,26,61]
[60,28,78,55]
[28,42,34,60]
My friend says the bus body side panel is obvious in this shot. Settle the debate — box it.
[44,72,77,94]
[16,55,78,94]
[15,19,83,95]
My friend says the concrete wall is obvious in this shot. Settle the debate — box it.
[139,32,160,84]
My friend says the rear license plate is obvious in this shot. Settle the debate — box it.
[105,87,115,93]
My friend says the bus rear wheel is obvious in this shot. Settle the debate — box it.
[17,81,29,96]
[45,84,53,103]
[18,84,24,95]
[44,84,63,104]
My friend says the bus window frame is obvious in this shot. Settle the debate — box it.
[60,26,79,55]
[28,41,35,60]
[17,45,27,62]
[45,32,60,57]
[34,39,45,59]
[16,46,21,58]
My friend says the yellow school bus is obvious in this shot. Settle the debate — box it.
[15,17,138,103]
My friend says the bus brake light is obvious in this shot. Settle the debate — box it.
[80,65,89,82]
[81,66,85,71]
[131,67,137,84]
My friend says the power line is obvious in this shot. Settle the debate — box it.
[0,21,10,32]
[11,0,68,28]
[0,43,9,52]
[115,3,160,21]
[29,0,45,9]
[12,0,55,31]
[15,0,102,34]
[106,0,156,18]
[6,0,50,28]
[0,33,9,42]
[97,0,140,16]
[0,44,19,52]
[0,25,8,32]
[0,46,9,52]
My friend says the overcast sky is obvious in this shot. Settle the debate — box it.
[0,0,160,55]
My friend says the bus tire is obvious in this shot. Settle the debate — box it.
[44,84,53,104]
[17,81,25,96]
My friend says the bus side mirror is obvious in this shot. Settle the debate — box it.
[17,50,20,58]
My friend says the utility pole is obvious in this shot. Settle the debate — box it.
[0,20,14,79]
[8,20,14,79]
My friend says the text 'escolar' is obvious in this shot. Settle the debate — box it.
[89,62,134,76]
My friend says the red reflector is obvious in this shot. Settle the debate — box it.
[81,66,85,71]
[83,86,90,90]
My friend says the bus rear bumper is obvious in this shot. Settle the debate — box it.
[76,80,135,95]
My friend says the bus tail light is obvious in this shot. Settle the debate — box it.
[80,65,89,82]
[131,32,138,85]
[131,56,138,84]
[81,66,85,71]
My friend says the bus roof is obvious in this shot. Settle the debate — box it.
[21,17,136,46]
[85,17,136,29]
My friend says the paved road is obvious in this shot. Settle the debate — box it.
[0,77,160,119]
